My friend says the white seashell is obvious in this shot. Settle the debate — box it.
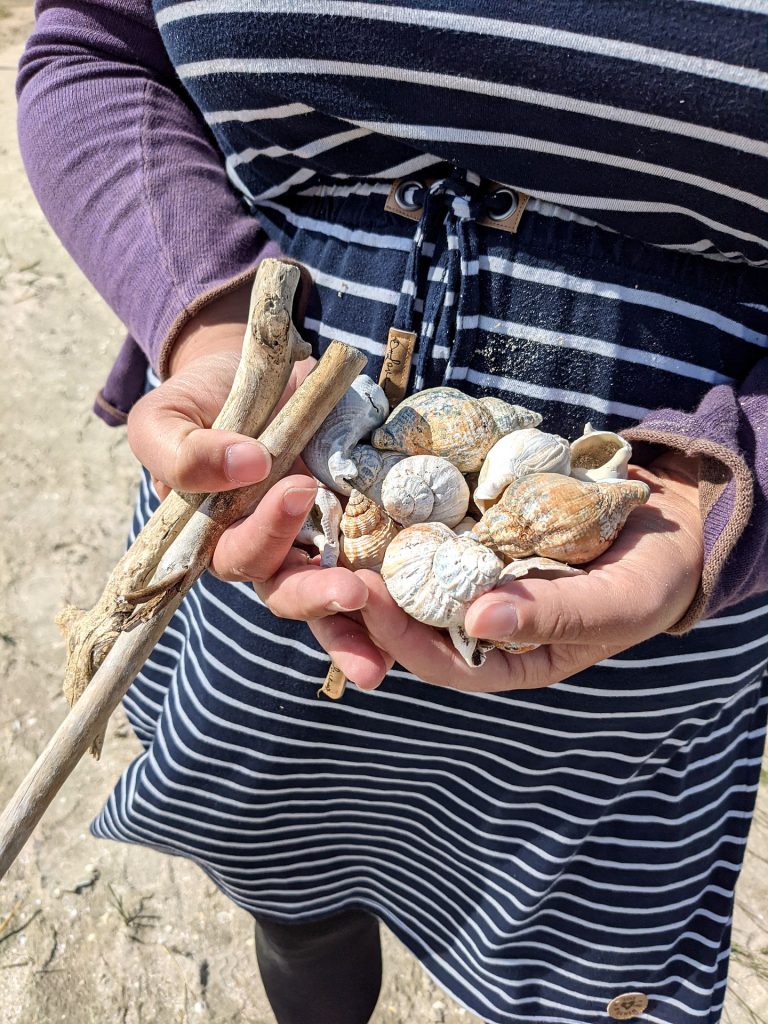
[381,523,503,628]
[295,485,343,567]
[380,455,470,528]
[497,556,586,581]
[569,423,632,482]
[474,429,571,511]
[302,375,389,493]
[347,446,405,506]
[454,517,478,536]
[339,489,399,571]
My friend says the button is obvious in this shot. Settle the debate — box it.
[606,992,649,1020]
[393,179,424,211]
[484,187,518,221]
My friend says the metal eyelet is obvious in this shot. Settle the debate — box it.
[393,179,424,212]
[485,188,518,221]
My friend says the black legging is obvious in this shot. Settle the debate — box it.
[253,909,383,1024]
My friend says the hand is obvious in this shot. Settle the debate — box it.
[127,281,373,647]
[309,456,704,693]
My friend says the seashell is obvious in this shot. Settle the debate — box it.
[295,485,343,567]
[380,455,470,528]
[570,423,632,482]
[371,387,541,473]
[302,375,389,494]
[477,396,542,436]
[474,429,571,511]
[339,489,400,571]
[454,516,479,536]
[381,523,503,628]
[471,472,650,565]
[448,625,540,667]
[346,446,405,506]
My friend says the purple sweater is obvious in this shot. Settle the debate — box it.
[15,0,768,629]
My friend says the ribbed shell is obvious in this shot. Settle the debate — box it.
[347,446,405,506]
[474,429,571,511]
[302,375,389,493]
[570,423,633,482]
[339,489,399,571]
[371,387,540,473]
[471,472,650,565]
[295,486,343,567]
[380,455,470,527]
[381,523,503,627]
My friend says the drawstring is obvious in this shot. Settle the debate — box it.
[392,168,485,391]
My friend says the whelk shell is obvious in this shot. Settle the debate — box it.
[380,455,470,528]
[371,387,541,473]
[570,423,632,482]
[474,428,571,511]
[302,375,389,493]
[339,489,399,571]
[346,446,405,506]
[296,485,343,567]
[471,472,650,565]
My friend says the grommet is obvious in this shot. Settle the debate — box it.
[485,187,518,221]
[606,992,649,1020]
[393,179,424,212]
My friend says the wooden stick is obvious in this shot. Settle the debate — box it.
[57,258,310,756]
[0,340,367,880]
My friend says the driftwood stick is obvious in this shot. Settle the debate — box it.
[0,340,367,880]
[58,259,310,756]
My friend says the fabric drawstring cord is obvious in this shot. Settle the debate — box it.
[392,167,486,391]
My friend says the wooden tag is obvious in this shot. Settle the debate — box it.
[318,662,348,701]
[380,327,417,407]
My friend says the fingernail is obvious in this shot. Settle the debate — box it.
[282,486,317,517]
[225,442,270,484]
[326,599,364,614]
[468,603,517,640]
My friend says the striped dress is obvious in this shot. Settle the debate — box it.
[91,4,768,1022]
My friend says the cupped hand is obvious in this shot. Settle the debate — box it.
[310,456,704,693]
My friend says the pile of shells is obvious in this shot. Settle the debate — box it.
[300,377,650,666]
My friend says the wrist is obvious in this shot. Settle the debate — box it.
[167,280,252,376]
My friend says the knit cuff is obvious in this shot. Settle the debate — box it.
[621,425,753,634]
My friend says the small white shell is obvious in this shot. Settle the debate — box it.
[347,446,405,506]
[570,423,632,482]
[454,517,479,536]
[302,375,389,493]
[381,523,503,628]
[498,557,586,582]
[380,455,470,528]
[474,429,571,511]
[295,485,343,567]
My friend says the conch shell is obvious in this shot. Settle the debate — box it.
[471,472,650,565]
[474,428,571,511]
[450,557,587,666]
[371,387,541,473]
[303,375,389,493]
[381,522,503,628]
[339,489,399,571]
[570,423,632,482]
[296,485,343,567]
[380,455,470,528]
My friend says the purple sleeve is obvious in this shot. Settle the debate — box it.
[16,0,276,423]
[623,355,768,630]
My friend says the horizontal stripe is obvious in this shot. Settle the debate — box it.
[204,101,313,124]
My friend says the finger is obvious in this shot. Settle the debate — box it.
[309,615,393,690]
[128,389,272,493]
[259,563,369,620]
[463,570,649,648]
[212,475,319,583]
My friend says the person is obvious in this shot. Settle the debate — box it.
[16,2,768,1022]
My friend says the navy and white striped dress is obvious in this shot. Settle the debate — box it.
[93,4,768,1022]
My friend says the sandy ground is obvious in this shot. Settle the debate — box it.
[0,4,767,1023]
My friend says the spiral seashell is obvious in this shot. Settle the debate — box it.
[371,387,540,473]
[339,489,400,571]
[302,375,390,494]
[570,423,633,482]
[477,396,542,436]
[474,429,571,511]
[295,485,343,567]
[346,446,405,506]
[381,523,503,628]
[380,455,470,528]
[454,516,479,536]
[471,472,650,565]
